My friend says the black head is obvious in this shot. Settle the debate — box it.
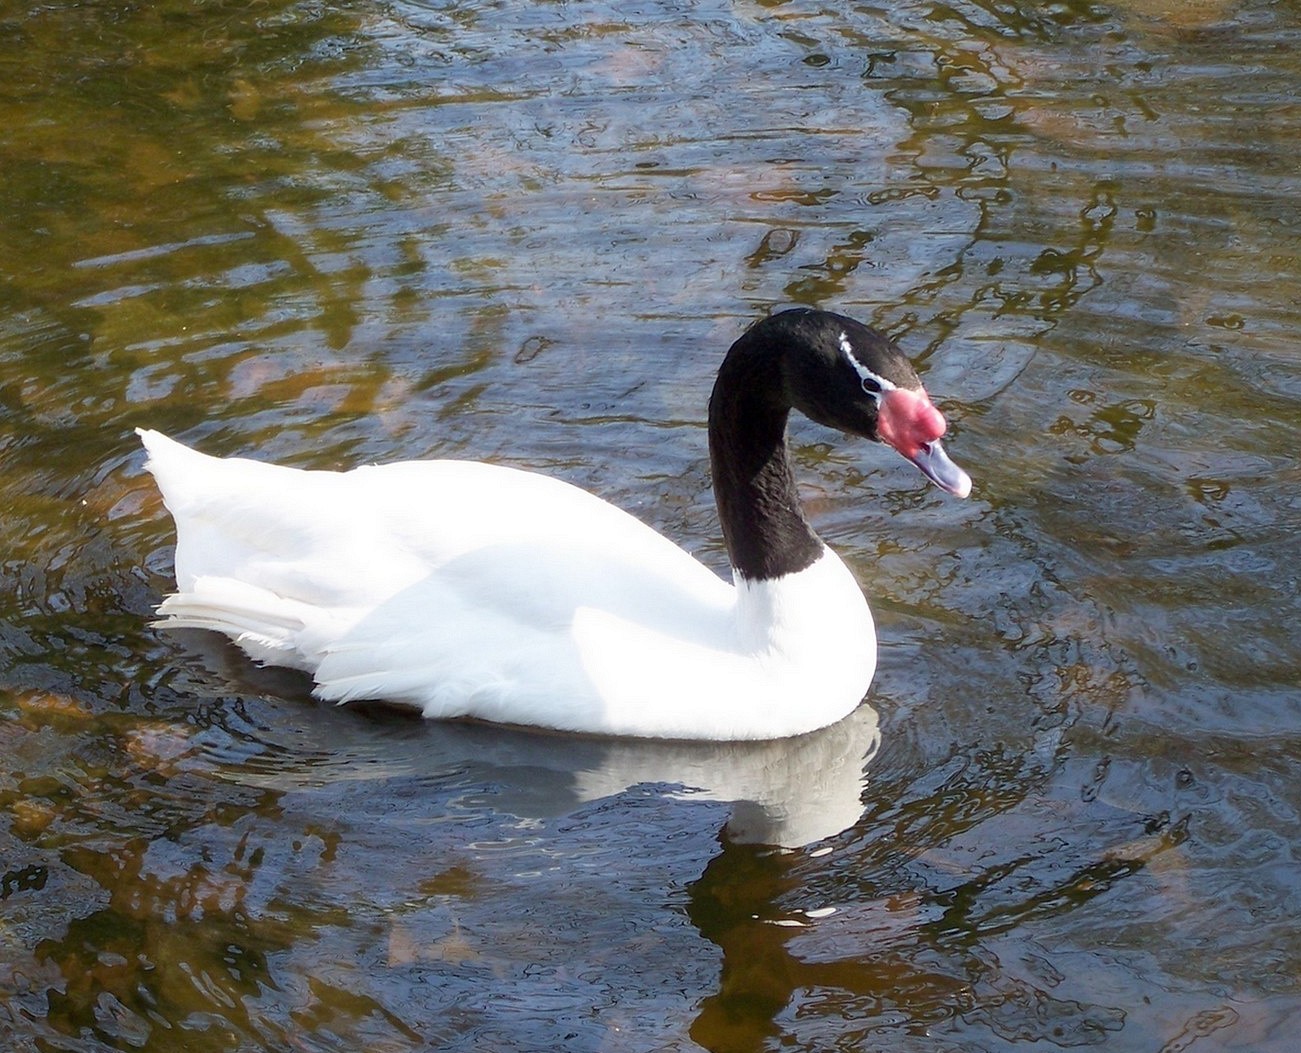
[752,308,971,497]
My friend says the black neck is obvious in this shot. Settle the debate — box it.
[707,328,823,582]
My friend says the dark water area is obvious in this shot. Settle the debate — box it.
[2,0,1299,1049]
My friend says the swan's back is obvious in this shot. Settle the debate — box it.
[141,429,728,611]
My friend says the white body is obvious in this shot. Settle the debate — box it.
[138,429,876,740]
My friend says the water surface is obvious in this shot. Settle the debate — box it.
[2,0,1299,1049]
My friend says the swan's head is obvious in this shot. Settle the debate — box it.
[776,310,972,498]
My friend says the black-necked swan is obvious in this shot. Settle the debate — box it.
[138,308,970,741]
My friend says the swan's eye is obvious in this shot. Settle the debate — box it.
[839,331,895,402]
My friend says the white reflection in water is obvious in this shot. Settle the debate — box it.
[189,629,882,849]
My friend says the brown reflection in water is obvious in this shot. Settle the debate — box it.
[687,844,965,1053]
[685,738,1192,1052]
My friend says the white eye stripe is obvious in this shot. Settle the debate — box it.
[839,332,896,401]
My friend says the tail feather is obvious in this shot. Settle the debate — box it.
[155,577,312,668]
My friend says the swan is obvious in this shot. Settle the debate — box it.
[138,308,970,741]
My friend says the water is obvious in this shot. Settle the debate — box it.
[2,0,1299,1049]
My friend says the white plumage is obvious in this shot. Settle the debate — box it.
[139,430,875,740]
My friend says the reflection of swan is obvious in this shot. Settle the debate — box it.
[186,634,881,848]
[567,703,881,847]
[139,309,969,740]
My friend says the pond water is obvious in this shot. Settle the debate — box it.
[2,0,1300,1049]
